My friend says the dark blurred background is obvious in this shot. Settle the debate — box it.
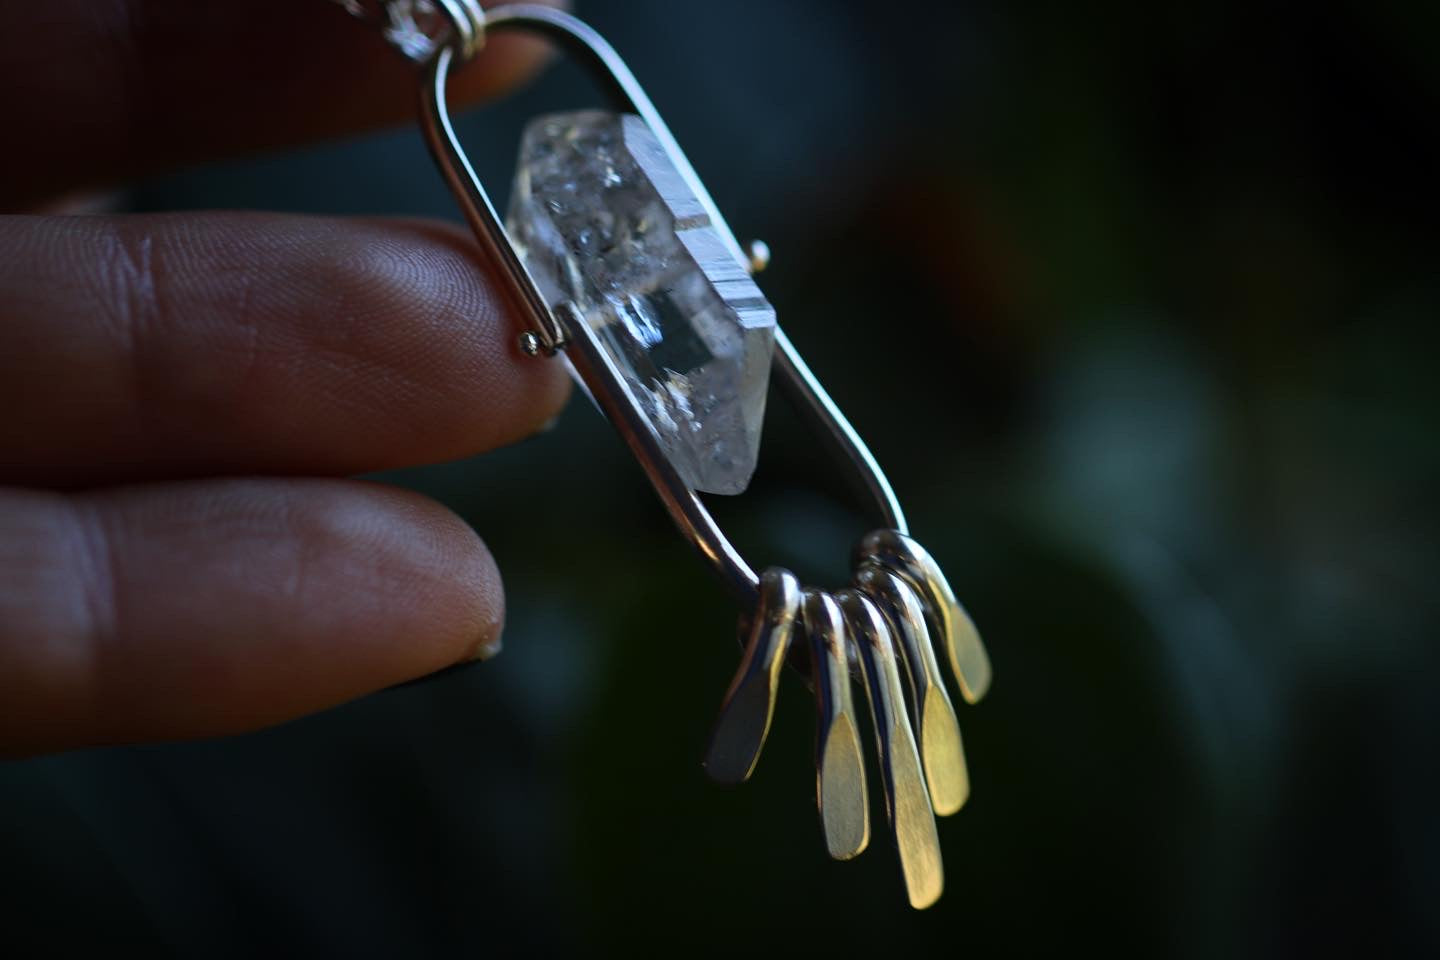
[4,0,1438,955]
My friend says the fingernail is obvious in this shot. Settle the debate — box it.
[467,627,504,662]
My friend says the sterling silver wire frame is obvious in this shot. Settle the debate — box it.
[417,3,907,606]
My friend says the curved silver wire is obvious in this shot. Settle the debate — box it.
[418,3,908,603]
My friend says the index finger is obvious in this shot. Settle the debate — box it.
[1,0,563,209]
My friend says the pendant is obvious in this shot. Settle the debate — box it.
[330,0,992,910]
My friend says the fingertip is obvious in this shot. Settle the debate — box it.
[313,482,508,676]
[0,479,517,755]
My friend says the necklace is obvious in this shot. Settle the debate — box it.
[330,0,991,910]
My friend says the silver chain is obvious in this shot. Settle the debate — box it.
[331,0,486,63]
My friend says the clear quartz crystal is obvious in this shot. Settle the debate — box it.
[507,111,777,496]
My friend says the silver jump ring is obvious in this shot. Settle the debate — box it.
[434,0,487,60]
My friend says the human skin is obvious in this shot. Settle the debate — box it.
[0,0,572,756]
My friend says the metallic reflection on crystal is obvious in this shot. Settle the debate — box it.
[507,111,777,495]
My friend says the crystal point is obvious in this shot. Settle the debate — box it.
[506,111,776,495]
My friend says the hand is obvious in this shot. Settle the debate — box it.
[0,1,571,756]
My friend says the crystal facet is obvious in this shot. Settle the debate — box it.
[506,111,777,496]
